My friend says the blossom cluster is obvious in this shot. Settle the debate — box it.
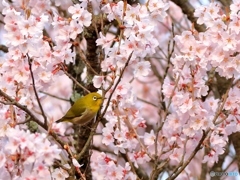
[93,0,240,179]
[0,0,92,179]
[0,127,61,179]
[162,0,240,170]
[92,0,170,178]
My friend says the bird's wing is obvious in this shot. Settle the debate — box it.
[70,101,86,117]
[71,108,96,124]
[64,108,84,119]
[56,108,84,123]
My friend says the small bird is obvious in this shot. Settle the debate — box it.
[56,92,103,125]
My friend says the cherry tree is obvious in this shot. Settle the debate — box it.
[0,0,239,179]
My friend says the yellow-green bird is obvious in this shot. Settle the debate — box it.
[56,92,103,125]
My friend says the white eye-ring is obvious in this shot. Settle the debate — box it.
[93,96,97,101]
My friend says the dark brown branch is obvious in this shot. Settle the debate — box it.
[77,47,99,76]
[200,145,210,180]
[137,97,158,107]
[101,51,133,117]
[76,117,101,160]
[27,55,48,125]
[213,77,234,124]
[73,4,103,179]
[150,160,170,180]
[76,51,133,161]
[163,24,175,82]
[170,0,206,32]
[217,0,232,6]
[59,63,90,94]
[39,90,69,102]
[0,45,8,53]
[167,130,207,180]
[122,152,149,180]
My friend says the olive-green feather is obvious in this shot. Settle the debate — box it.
[56,92,102,124]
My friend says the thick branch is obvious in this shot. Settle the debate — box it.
[217,0,232,6]
[170,0,206,32]
[0,45,8,53]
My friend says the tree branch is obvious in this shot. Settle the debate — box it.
[0,44,8,53]
[167,130,207,180]
[0,89,47,129]
[217,0,232,7]
[170,0,206,32]
[27,55,48,125]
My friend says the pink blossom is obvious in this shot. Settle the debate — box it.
[93,75,105,88]
[69,20,83,39]
[133,61,151,78]
[68,4,84,19]
[102,124,114,146]
[129,151,151,168]
[96,32,114,49]
[143,130,155,146]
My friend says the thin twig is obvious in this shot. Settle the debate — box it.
[167,130,207,180]
[64,144,86,179]
[125,117,154,160]
[137,97,158,108]
[149,58,163,83]
[124,151,149,179]
[153,75,180,179]
[39,90,69,102]
[16,116,31,125]
[0,89,47,129]
[59,63,90,94]
[101,51,133,117]
[168,138,189,179]
[163,24,175,82]
[150,159,170,180]
[27,55,48,125]
[76,117,101,160]
[213,77,234,124]
[76,47,99,75]
[54,160,72,173]
[170,0,206,32]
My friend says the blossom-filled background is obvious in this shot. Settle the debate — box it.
[0,0,239,179]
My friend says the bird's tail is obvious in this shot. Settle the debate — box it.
[55,118,64,123]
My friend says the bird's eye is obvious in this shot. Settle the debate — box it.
[93,96,97,101]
